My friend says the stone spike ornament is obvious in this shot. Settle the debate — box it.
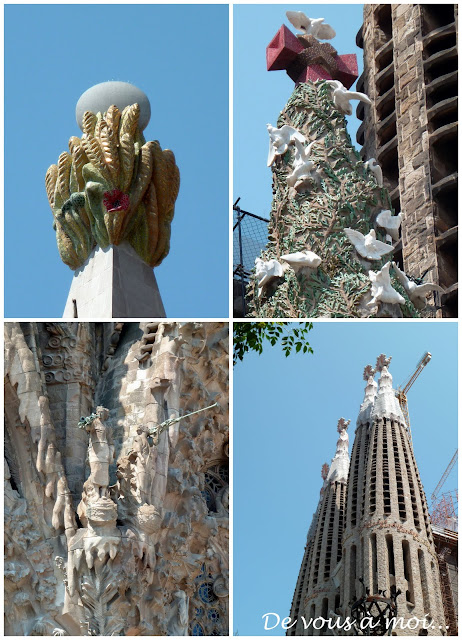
[248,16,422,318]
[46,103,180,270]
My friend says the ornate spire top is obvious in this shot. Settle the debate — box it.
[321,463,329,480]
[357,364,378,425]
[376,354,392,372]
[46,87,180,271]
[363,364,376,381]
[326,417,350,483]
[371,354,405,423]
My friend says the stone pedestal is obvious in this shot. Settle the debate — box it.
[63,242,166,318]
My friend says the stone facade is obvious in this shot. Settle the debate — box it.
[289,356,449,636]
[4,322,228,636]
[356,5,458,317]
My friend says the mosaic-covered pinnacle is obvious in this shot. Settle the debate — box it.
[46,101,179,270]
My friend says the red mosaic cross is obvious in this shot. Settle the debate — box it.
[266,25,358,89]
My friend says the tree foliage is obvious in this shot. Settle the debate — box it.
[233,322,313,365]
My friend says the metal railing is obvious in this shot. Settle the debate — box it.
[233,198,269,316]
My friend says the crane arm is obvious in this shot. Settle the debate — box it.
[401,351,431,395]
[431,449,458,502]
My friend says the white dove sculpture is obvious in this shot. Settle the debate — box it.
[369,262,405,307]
[267,124,306,166]
[286,138,317,189]
[376,210,403,242]
[286,11,336,40]
[255,257,285,298]
[364,158,383,186]
[344,228,394,261]
[280,249,322,272]
[392,262,444,309]
[326,80,372,116]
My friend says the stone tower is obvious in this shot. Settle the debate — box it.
[341,355,446,635]
[355,5,458,317]
[288,418,350,636]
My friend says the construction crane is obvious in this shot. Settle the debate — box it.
[431,450,458,502]
[430,450,458,531]
[395,351,432,445]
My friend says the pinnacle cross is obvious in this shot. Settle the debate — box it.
[266,20,358,88]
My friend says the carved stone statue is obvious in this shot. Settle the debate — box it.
[80,407,115,498]
[130,425,154,505]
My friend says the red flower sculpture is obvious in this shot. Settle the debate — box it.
[103,189,130,213]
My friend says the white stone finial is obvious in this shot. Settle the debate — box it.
[326,80,372,115]
[76,81,151,131]
[392,262,444,309]
[372,355,406,422]
[357,365,378,425]
[344,228,394,261]
[376,354,392,372]
[363,364,376,381]
[327,418,350,483]
[286,11,336,40]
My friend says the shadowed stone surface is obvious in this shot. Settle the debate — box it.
[63,243,166,318]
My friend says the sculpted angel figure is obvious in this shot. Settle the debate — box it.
[130,425,156,504]
[80,406,115,498]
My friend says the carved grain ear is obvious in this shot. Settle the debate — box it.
[84,181,110,248]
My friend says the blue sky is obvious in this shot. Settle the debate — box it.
[234,321,458,635]
[5,4,229,318]
[234,4,365,219]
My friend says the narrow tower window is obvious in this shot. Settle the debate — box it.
[418,549,431,614]
[350,545,357,602]
[386,535,395,588]
[371,534,379,594]
[402,540,415,605]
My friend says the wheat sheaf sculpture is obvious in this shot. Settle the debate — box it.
[45,103,180,270]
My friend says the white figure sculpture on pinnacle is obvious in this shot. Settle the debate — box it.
[286,11,336,40]
[364,158,383,186]
[286,138,318,190]
[280,249,322,273]
[376,210,404,242]
[344,228,394,261]
[368,262,405,307]
[392,262,444,309]
[326,80,372,115]
[255,257,285,298]
[267,123,306,166]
